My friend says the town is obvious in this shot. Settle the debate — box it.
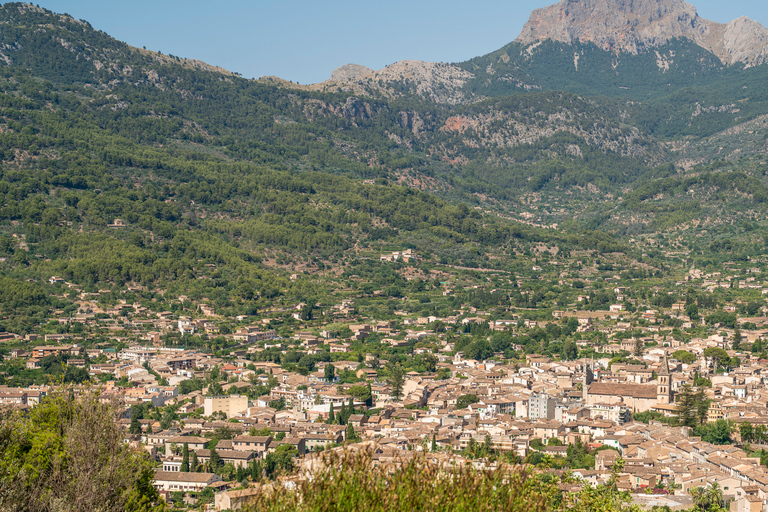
[2,248,768,511]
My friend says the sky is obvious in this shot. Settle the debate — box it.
[31,0,768,84]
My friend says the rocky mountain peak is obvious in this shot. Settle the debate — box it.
[516,0,768,66]
[330,64,374,82]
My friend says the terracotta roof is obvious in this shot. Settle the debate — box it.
[153,471,218,483]
[588,382,657,399]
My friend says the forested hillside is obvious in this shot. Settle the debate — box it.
[0,3,648,335]
[0,0,764,336]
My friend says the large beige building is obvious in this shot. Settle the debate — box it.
[586,382,658,412]
[203,395,248,418]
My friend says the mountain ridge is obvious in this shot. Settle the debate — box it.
[515,0,768,66]
[277,0,768,107]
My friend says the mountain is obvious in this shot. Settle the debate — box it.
[517,0,768,66]
[0,0,761,321]
[296,0,768,107]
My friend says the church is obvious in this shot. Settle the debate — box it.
[584,357,673,413]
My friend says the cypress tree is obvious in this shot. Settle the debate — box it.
[251,460,262,481]
[328,403,335,424]
[191,451,199,472]
[209,445,221,471]
[338,403,346,425]
[180,443,189,472]
[366,382,373,408]
[346,422,357,442]
[129,415,141,435]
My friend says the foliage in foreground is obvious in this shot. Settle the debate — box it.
[246,448,638,512]
[0,389,165,512]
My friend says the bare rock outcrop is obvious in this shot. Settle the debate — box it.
[330,64,374,82]
[310,60,475,105]
[516,0,768,66]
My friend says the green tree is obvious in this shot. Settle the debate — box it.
[690,482,726,512]
[675,385,700,427]
[209,445,221,472]
[703,347,730,369]
[696,419,732,445]
[388,364,404,401]
[191,451,199,472]
[324,363,336,383]
[732,329,742,350]
[740,422,754,443]
[346,422,358,442]
[456,394,479,410]
[263,445,297,479]
[180,443,189,472]
[422,353,438,373]
[672,350,696,364]
[0,389,164,512]
[129,415,142,435]
[695,388,711,425]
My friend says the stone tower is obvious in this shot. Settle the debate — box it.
[657,356,671,405]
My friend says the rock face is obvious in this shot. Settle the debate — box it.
[314,60,475,105]
[516,0,768,66]
[329,64,373,82]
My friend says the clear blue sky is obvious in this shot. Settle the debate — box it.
[32,0,768,84]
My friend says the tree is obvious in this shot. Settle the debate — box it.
[482,434,494,458]
[694,387,710,425]
[191,451,199,472]
[347,397,355,419]
[263,445,297,478]
[431,433,437,452]
[129,415,142,435]
[0,389,164,512]
[562,341,578,360]
[703,347,729,369]
[756,425,768,444]
[209,445,221,472]
[456,394,479,410]
[676,385,702,427]
[324,363,336,383]
[388,364,404,401]
[208,380,224,396]
[422,353,438,373]
[634,338,643,357]
[672,350,696,365]
[690,483,726,512]
[180,443,189,472]
[685,303,700,321]
[346,422,358,442]
[328,403,335,424]
[740,422,754,443]
[697,419,732,445]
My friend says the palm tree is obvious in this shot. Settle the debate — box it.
[689,482,724,511]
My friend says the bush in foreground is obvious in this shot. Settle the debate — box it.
[0,389,165,512]
[247,448,637,512]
